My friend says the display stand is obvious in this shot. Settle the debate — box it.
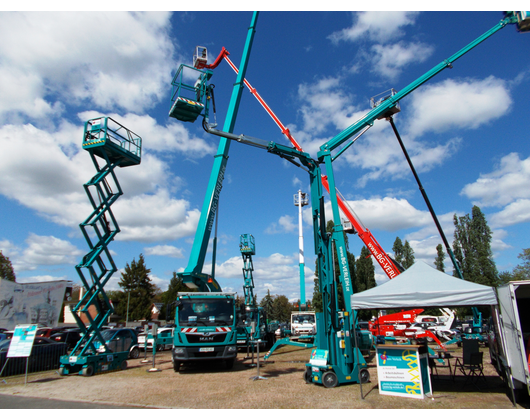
[1,325,38,385]
[376,344,432,399]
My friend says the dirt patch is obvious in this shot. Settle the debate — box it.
[0,345,526,409]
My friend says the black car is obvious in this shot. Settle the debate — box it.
[0,337,68,377]
[50,329,82,351]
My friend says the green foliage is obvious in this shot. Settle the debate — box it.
[434,244,445,272]
[355,246,377,320]
[392,237,404,268]
[271,295,292,322]
[117,254,156,321]
[259,290,274,319]
[452,206,499,286]
[355,246,376,293]
[403,240,415,269]
[257,292,294,322]
[512,248,530,280]
[158,272,189,322]
[0,251,16,282]
[392,237,415,270]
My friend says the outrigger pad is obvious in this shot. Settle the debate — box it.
[169,97,205,123]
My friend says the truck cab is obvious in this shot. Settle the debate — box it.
[172,292,237,371]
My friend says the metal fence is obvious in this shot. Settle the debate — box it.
[0,343,68,377]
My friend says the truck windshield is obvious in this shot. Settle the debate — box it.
[178,298,234,326]
[292,314,315,324]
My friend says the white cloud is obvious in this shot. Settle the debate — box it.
[113,190,200,242]
[14,234,83,272]
[144,245,184,258]
[461,153,530,207]
[490,199,530,228]
[0,12,175,123]
[0,119,212,243]
[340,125,461,187]
[370,42,434,80]
[329,11,420,44]
[265,215,297,234]
[339,197,431,232]
[406,76,512,139]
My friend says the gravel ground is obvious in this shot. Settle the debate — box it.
[0,344,527,409]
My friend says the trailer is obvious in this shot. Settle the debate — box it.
[489,280,530,402]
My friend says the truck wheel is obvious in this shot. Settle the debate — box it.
[173,361,181,372]
[322,371,338,388]
[225,358,235,369]
[58,367,66,376]
[120,360,128,370]
[157,344,164,352]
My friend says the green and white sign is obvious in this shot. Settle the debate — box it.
[376,345,432,399]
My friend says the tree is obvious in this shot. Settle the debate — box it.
[259,290,274,320]
[355,246,377,321]
[512,248,530,280]
[434,244,445,272]
[117,254,156,321]
[392,237,415,270]
[355,246,376,293]
[271,295,292,322]
[453,206,499,286]
[158,272,189,322]
[392,237,404,268]
[0,251,16,282]
[403,240,415,269]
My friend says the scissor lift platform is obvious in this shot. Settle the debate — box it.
[82,117,142,167]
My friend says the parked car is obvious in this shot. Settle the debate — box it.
[91,328,140,359]
[0,337,68,377]
[50,329,82,352]
[137,327,174,351]
[36,327,67,338]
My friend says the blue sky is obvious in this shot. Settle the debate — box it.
[0,10,529,304]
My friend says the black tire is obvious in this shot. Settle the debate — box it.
[129,347,140,359]
[120,360,128,370]
[304,367,312,384]
[360,368,370,384]
[322,371,339,388]
[157,345,164,352]
[58,366,66,376]
[173,361,181,372]
[81,364,94,377]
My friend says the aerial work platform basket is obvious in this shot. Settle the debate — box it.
[82,117,142,167]
[239,234,256,256]
[169,64,212,123]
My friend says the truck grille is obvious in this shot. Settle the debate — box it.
[185,333,227,344]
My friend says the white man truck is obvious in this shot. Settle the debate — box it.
[489,280,530,403]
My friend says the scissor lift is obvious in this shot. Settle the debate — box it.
[59,117,141,376]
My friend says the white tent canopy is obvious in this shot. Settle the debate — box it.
[350,260,498,310]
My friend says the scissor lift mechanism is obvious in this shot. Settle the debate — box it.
[59,117,141,376]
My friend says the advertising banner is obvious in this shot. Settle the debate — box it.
[376,344,432,399]
[0,279,69,330]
